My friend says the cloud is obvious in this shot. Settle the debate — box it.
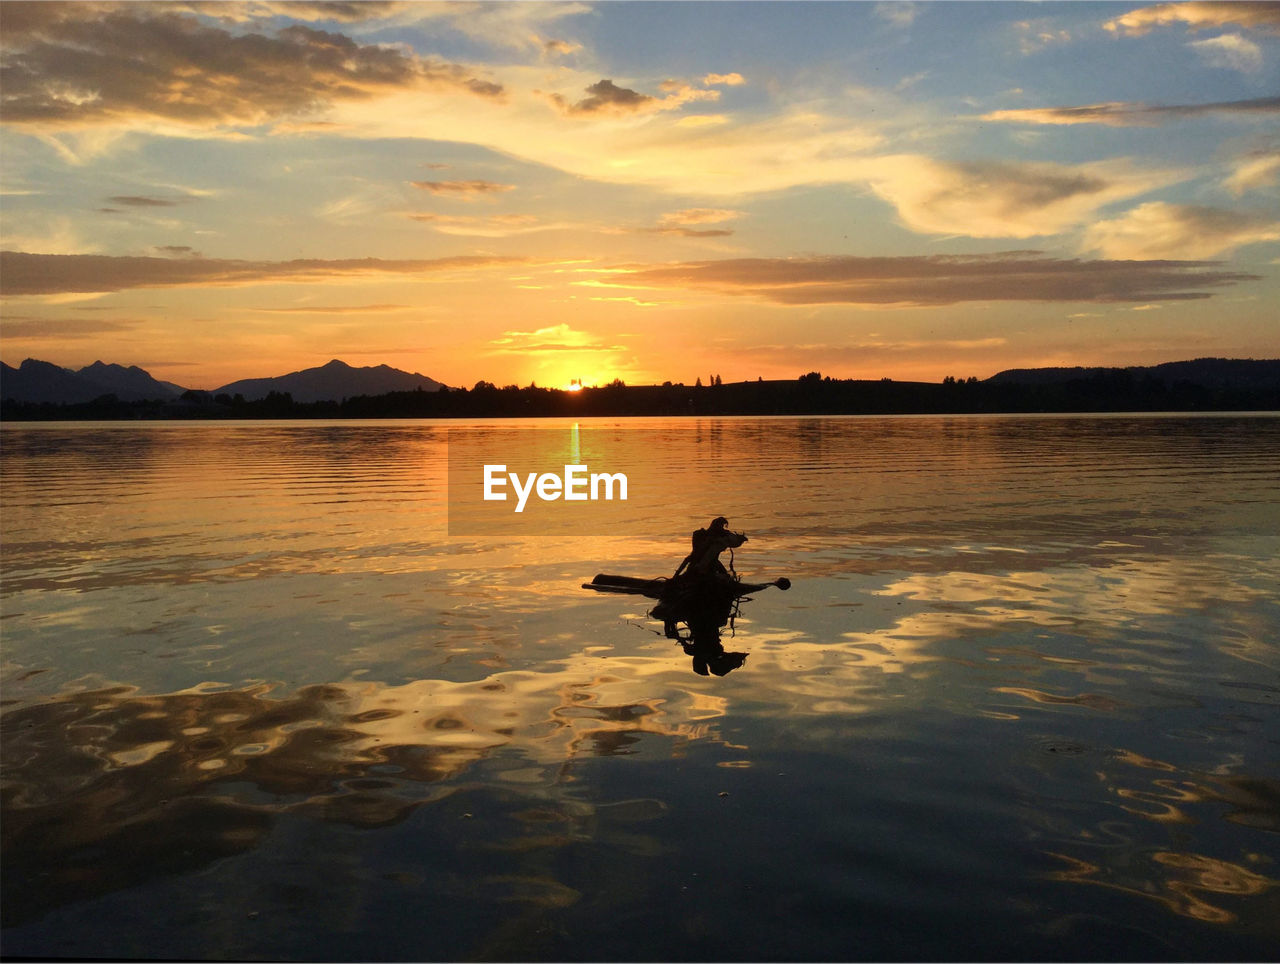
[0,214,98,255]
[412,213,539,225]
[107,194,197,208]
[636,226,735,238]
[490,323,625,354]
[549,78,720,116]
[675,114,730,129]
[586,295,671,308]
[599,252,1260,306]
[154,245,199,257]
[0,251,528,295]
[314,63,1167,235]
[1014,20,1073,55]
[861,156,1178,238]
[0,316,138,338]
[725,337,1008,370]
[408,213,570,237]
[609,208,744,239]
[1103,2,1280,36]
[252,303,411,314]
[563,79,651,114]
[383,2,592,53]
[1188,33,1264,72]
[894,71,931,93]
[543,38,582,57]
[1224,151,1280,194]
[630,208,742,237]
[702,72,746,86]
[874,2,921,28]
[1082,202,1280,259]
[326,79,887,196]
[408,179,515,199]
[660,208,743,225]
[168,2,421,25]
[982,96,1280,126]
[0,3,503,132]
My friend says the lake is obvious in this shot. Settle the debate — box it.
[1,415,1277,962]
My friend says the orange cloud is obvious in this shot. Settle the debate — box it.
[1103,2,1280,35]
[323,82,886,196]
[1082,203,1280,259]
[1224,151,1280,194]
[720,336,1008,371]
[408,179,516,198]
[607,208,743,239]
[0,251,529,295]
[982,96,1280,126]
[543,38,583,56]
[408,213,569,237]
[638,226,735,238]
[251,303,412,314]
[0,316,139,338]
[660,208,743,225]
[861,156,1177,238]
[490,323,627,354]
[602,252,1260,306]
[170,2,418,25]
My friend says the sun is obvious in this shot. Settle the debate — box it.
[565,378,584,392]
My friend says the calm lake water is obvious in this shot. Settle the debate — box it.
[2,415,1277,962]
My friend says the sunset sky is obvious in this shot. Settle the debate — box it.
[2,0,1278,390]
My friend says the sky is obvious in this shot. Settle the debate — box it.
[1,0,1278,391]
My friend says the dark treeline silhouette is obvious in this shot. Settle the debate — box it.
[3,359,1278,420]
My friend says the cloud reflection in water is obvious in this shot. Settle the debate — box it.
[0,655,731,926]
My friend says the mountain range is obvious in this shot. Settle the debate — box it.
[1,358,446,405]
[0,359,186,404]
[213,359,445,403]
[3,356,1278,408]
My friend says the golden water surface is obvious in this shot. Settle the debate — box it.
[2,416,1277,961]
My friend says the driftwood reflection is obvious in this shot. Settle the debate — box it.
[653,583,749,676]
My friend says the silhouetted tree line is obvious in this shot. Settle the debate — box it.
[4,366,1278,421]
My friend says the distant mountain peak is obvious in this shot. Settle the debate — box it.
[81,360,147,375]
[213,358,445,403]
[19,358,71,372]
[3,357,182,403]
